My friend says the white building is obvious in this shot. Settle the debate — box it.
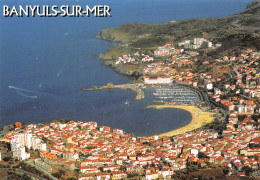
[238,105,255,114]
[205,82,213,90]
[144,76,173,84]
[25,133,32,149]
[190,149,199,157]
[194,38,206,45]
[180,38,213,49]
[10,137,30,160]
[10,133,46,160]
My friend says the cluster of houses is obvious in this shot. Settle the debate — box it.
[163,49,260,103]
[141,43,199,85]
[115,53,154,65]
[143,69,197,86]
[1,47,259,179]
[2,121,179,179]
[178,38,217,49]
[143,62,176,76]
[171,56,193,68]
[154,43,184,56]
[2,112,260,179]
[203,49,260,114]
[233,64,259,90]
[142,63,196,86]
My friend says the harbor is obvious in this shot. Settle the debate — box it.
[81,82,213,136]
[82,83,201,103]
[153,85,200,103]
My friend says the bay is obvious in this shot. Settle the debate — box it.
[0,0,253,136]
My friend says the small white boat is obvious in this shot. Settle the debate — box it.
[125,99,129,105]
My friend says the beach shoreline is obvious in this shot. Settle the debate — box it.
[147,104,214,137]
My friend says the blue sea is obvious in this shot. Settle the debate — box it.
[0,0,253,136]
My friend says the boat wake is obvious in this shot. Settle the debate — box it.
[16,89,37,99]
[57,68,63,76]
[9,86,41,99]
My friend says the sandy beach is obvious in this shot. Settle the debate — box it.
[147,105,215,137]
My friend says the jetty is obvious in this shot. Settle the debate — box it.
[81,83,144,100]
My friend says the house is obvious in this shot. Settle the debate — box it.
[78,174,95,180]
[159,168,174,178]
[62,135,73,144]
[96,173,111,180]
[112,171,127,179]
[80,166,98,174]
[146,173,153,180]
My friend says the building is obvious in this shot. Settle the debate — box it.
[10,133,46,160]
[34,158,52,173]
[205,82,213,90]
[180,38,214,49]
[143,76,173,84]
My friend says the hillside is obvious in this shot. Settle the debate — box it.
[96,0,260,60]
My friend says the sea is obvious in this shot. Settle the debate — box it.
[0,0,253,136]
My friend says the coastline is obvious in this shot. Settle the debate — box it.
[114,84,142,100]
[147,105,214,137]
[82,83,142,100]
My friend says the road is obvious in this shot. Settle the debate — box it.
[0,167,48,180]
[24,160,58,180]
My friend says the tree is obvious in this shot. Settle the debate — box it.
[52,172,62,179]
[238,115,247,121]
[3,125,10,133]
[21,174,32,180]
[66,178,77,180]
[98,167,104,172]
[198,152,208,159]
[242,166,253,176]
[59,169,66,175]
[222,166,229,175]
[3,156,11,162]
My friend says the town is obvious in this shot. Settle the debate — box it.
[0,40,259,179]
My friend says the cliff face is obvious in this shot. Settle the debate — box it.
[240,0,260,15]
[96,28,133,43]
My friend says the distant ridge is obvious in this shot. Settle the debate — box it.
[97,0,260,60]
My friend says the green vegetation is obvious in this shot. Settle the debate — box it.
[2,124,15,133]
[203,118,225,132]
[98,45,137,60]
[50,118,72,124]
[97,1,260,60]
